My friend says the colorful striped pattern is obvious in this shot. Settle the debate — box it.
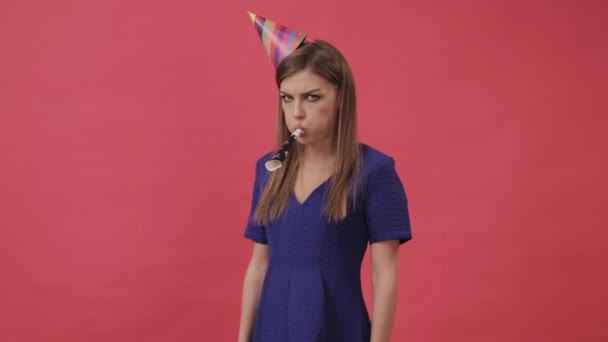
[247,11,308,67]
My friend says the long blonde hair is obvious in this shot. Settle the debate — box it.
[253,40,361,225]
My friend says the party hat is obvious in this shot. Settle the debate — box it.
[247,11,308,67]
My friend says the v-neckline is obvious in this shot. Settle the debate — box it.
[292,176,332,207]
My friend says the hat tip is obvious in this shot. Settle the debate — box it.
[247,10,256,22]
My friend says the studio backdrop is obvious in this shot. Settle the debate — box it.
[1,0,606,341]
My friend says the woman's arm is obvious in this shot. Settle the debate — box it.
[238,242,269,342]
[370,239,400,342]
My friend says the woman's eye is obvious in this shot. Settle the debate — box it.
[307,94,320,101]
[281,95,293,102]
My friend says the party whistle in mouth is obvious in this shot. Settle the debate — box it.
[265,129,303,171]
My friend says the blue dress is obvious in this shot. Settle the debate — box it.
[244,144,412,342]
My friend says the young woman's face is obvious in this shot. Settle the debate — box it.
[279,69,338,147]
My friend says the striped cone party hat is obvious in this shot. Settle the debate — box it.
[247,11,309,68]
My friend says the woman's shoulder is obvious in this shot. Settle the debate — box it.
[251,150,275,179]
[254,150,275,167]
[357,143,406,195]
[358,143,396,176]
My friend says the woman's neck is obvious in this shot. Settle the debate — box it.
[301,137,334,164]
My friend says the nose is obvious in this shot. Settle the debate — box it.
[290,100,305,120]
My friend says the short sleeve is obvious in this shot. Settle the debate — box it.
[243,160,268,244]
[365,158,412,245]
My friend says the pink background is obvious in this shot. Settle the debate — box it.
[1,0,606,341]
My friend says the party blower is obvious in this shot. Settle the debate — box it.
[265,129,303,171]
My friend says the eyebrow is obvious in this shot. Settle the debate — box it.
[279,88,322,96]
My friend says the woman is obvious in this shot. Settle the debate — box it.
[238,14,412,342]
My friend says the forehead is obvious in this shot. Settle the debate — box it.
[279,69,335,93]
